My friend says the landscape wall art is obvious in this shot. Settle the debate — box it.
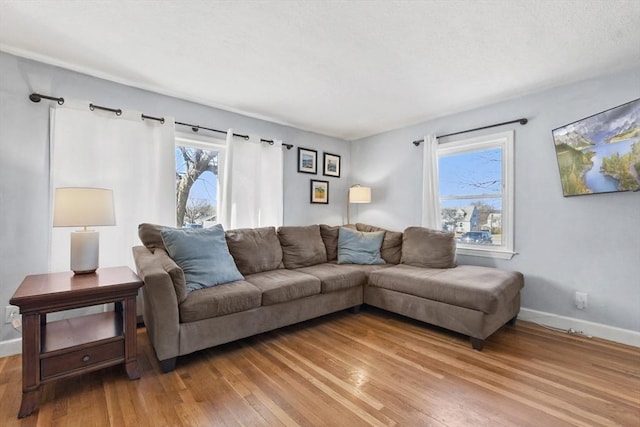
[552,98,640,196]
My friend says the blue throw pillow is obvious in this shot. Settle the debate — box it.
[337,227,386,265]
[161,224,244,292]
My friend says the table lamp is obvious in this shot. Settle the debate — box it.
[347,184,371,224]
[53,187,115,274]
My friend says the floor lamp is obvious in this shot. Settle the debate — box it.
[53,187,115,274]
[347,185,371,224]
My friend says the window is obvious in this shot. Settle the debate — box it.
[437,131,515,259]
[174,133,226,228]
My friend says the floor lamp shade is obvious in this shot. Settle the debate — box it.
[349,186,371,204]
[347,185,371,224]
[53,187,115,274]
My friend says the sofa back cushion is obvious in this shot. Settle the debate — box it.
[161,225,244,292]
[337,227,385,265]
[226,227,284,276]
[278,225,328,268]
[356,223,403,264]
[139,222,169,252]
[400,226,457,268]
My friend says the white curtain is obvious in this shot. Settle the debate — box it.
[219,130,283,229]
[49,99,175,272]
[421,134,441,230]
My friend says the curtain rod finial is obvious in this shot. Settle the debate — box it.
[413,140,421,147]
[29,93,42,103]
[519,118,528,125]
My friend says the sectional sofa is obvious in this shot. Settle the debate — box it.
[132,223,524,372]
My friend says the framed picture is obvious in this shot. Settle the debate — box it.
[297,147,317,174]
[310,179,329,204]
[551,98,640,196]
[323,152,341,177]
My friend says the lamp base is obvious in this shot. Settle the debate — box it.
[70,230,99,274]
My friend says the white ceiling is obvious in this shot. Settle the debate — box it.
[1,1,639,140]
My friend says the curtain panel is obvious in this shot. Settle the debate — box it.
[49,99,175,272]
[219,130,284,230]
[421,134,441,230]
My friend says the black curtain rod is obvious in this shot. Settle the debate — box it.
[29,92,294,150]
[411,118,528,146]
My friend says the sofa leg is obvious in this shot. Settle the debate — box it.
[508,315,517,326]
[470,337,484,351]
[159,357,177,373]
[348,305,361,314]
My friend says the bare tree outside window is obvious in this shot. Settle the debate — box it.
[175,146,219,227]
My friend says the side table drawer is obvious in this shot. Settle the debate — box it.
[41,340,124,380]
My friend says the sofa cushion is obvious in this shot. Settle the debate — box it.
[401,226,456,269]
[356,223,403,264]
[161,225,244,292]
[320,224,356,261]
[340,263,395,279]
[226,227,283,276]
[139,222,169,252]
[296,263,367,293]
[369,264,524,314]
[337,227,385,265]
[179,280,261,322]
[244,269,321,305]
[278,225,328,268]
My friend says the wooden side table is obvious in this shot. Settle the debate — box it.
[10,266,143,418]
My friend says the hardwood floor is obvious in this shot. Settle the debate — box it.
[1,307,638,426]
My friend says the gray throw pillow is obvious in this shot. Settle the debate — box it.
[401,226,457,268]
[161,225,244,292]
[337,227,386,265]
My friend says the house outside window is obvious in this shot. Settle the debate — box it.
[438,130,515,259]
[174,133,226,228]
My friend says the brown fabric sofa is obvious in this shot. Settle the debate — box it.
[133,223,524,372]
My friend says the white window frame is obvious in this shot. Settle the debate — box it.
[174,132,227,226]
[438,130,515,260]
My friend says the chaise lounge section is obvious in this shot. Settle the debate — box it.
[133,223,524,372]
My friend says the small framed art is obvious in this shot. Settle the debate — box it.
[297,147,318,174]
[323,152,341,177]
[310,179,329,204]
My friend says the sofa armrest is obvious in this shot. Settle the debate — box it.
[132,245,181,361]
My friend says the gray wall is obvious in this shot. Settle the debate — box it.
[352,66,640,332]
[0,52,349,344]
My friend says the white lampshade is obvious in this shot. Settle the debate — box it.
[347,185,372,224]
[53,187,115,274]
[349,186,371,204]
[53,187,115,227]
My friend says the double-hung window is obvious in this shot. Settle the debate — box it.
[174,133,226,228]
[437,131,515,259]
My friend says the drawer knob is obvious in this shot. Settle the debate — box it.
[82,355,90,362]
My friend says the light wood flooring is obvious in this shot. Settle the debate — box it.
[0,307,638,426]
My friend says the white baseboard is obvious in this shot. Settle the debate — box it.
[518,308,640,348]
[0,338,22,357]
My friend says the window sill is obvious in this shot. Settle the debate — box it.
[456,246,516,260]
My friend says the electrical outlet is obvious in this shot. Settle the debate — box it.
[4,305,20,324]
[574,292,588,310]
